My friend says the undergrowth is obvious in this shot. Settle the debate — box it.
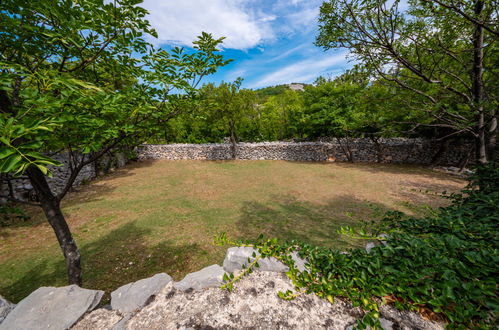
[216,163,498,329]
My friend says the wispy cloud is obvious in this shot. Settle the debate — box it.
[249,52,351,88]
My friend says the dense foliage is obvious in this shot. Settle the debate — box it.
[217,163,499,328]
[316,0,498,163]
[0,0,229,284]
[161,68,429,143]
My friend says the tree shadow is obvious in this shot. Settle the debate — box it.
[330,162,466,184]
[1,221,201,303]
[236,194,392,249]
[0,160,157,233]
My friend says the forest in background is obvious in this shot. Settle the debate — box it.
[161,68,444,144]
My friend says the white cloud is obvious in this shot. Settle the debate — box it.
[141,0,273,50]
[260,15,277,22]
[250,52,350,88]
[267,43,308,62]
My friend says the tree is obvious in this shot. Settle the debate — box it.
[200,79,257,157]
[316,0,498,163]
[0,0,229,285]
[258,90,305,141]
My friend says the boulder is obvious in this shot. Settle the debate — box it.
[173,264,225,291]
[0,285,103,330]
[111,273,172,314]
[223,247,289,273]
[0,296,15,324]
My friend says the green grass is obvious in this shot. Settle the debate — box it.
[0,160,465,303]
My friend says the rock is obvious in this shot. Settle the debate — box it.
[0,296,15,325]
[173,264,225,291]
[129,272,359,329]
[379,233,389,246]
[111,273,172,314]
[345,318,393,330]
[73,272,444,330]
[291,251,308,272]
[71,309,122,330]
[380,304,443,330]
[0,285,103,330]
[111,314,132,330]
[223,247,289,273]
[365,242,376,254]
[380,317,394,330]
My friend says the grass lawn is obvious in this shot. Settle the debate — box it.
[0,160,466,303]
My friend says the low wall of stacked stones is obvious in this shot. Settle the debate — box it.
[1,139,473,202]
[137,139,473,166]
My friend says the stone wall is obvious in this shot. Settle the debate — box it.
[1,139,473,202]
[0,150,132,202]
[137,138,474,166]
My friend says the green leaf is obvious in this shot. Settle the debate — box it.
[0,148,15,160]
[0,154,22,173]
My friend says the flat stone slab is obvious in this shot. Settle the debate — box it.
[173,264,225,291]
[0,285,103,330]
[223,247,308,273]
[0,296,15,324]
[111,273,172,314]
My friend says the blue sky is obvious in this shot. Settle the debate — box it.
[140,0,354,89]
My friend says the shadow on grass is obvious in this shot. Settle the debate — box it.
[236,194,391,249]
[1,160,156,232]
[283,160,465,184]
[1,221,202,303]
[331,162,466,184]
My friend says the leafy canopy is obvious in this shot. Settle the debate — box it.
[0,0,230,178]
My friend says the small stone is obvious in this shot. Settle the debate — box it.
[173,264,225,291]
[0,296,15,325]
[365,242,376,254]
[291,251,308,272]
[223,247,289,273]
[111,273,172,314]
[345,318,393,330]
[380,317,394,330]
[0,285,103,330]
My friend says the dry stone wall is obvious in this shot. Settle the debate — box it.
[137,138,473,166]
[1,139,473,202]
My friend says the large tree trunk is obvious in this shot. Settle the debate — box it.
[472,0,487,164]
[27,166,82,286]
